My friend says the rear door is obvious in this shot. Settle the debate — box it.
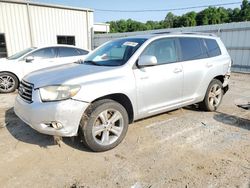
[178,37,210,103]
[57,47,86,64]
[134,38,183,117]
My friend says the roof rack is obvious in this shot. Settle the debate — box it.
[152,31,217,37]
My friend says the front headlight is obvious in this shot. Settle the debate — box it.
[39,85,81,102]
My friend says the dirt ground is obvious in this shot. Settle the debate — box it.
[0,73,249,188]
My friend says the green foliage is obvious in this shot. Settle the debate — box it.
[108,0,250,33]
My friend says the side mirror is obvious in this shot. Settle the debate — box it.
[138,55,157,67]
[25,56,34,63]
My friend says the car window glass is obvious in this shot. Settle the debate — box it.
[58,47,80,57]
[77,49,89,55]
[106,46,126,60]
[205,39,221,57]
[29,48,56,60]
[141,38,178,65]
[179,37,208,61]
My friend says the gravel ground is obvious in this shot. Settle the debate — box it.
[0,73,249,188]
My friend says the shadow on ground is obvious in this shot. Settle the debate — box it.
[4,108,54,148]
[4,107,91,152]
[214,111,250,130]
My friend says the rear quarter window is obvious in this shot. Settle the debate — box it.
[205,39,221,57]
[179,37,208,61]
[77,49,89,55]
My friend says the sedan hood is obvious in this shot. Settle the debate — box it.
[23,63,119,88]
[0,58,16,63]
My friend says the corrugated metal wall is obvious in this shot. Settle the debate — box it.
[0,2,31,56]
[0,0,93,56]
[94,22,250,73]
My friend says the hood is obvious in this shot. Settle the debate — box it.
[0,58,16,63]
[23,63,121,88]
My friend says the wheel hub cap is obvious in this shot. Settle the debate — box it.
[0,75,15,92]
[92,109,124,146]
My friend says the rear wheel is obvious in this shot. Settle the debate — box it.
[200,79,224,111]
[0,72,19,93]
[79,99,129,152]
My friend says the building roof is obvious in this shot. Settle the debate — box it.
[0,0,94,12]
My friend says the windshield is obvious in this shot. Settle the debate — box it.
[7,47,36,60]
[84,38,147,66]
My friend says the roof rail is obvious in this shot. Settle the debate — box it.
[152,31,217,37]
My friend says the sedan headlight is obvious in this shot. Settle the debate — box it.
[40,85,81,102]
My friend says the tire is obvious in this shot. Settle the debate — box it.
[200,79,224,111]
[0,72,19,93]
[79,99,129,152]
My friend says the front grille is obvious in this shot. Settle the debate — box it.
[18,80,33,103]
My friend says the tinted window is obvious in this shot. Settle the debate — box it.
[58,47,80,57]
[29,47,56,59]
[8,48,36,60]
[0,34,7,58]
[57,36,75,45]
[179,37,208,61]
[205,39,221,57]
[142,38,178,64]
[77,49,89,55]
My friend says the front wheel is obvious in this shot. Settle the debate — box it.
[0,72,19,93]
[200,79,224,111]
[79,99,129,152]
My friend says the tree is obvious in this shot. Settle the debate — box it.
[164,12,176,28]
[108,0,250,33]
[240,0,250,20]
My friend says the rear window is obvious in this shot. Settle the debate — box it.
[179,37,208,61]
[205,39,221,57]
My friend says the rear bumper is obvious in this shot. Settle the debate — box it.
[14,90,89,137]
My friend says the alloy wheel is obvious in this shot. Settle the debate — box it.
[92,109,124,146]
[208,84,222,107]
[0,75,15,92]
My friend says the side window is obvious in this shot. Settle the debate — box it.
[179,37,208,61]
[29,47,56,59]
[0,34,7,58]
[205,39,221,57]
[77,49,89,55]
[58,47,80,57]
[141,38,178,65]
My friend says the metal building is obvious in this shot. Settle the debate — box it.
[0,0,94,57]
[94,22,250,73]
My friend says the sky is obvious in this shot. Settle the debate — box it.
[33,0,242,23]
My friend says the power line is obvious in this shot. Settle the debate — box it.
[95,2,242,12]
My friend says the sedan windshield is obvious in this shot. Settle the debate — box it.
[7,47,36,60]
[84,38,147,66]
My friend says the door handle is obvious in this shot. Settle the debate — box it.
[173,68,182,73]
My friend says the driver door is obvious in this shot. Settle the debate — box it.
[133,38,183,118]
[21,47,57,77]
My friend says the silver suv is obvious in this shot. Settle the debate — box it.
[14,33,231,151]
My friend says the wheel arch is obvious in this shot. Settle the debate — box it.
[91,93,134,124]
[213,75,224,84]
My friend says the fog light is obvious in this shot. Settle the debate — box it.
[51,121,63,130]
